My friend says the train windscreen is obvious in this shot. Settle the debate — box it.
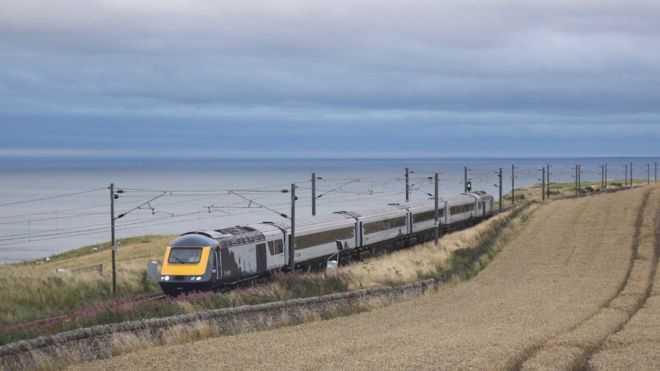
[168,248,202,264]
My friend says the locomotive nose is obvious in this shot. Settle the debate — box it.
[159,234,218,295]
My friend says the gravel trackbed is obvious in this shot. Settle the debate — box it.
[74,186,659,371]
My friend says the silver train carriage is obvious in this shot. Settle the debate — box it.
[159,191,494,295]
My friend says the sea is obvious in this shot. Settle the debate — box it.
[0,156,657,263]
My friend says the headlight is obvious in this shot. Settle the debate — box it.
[196,276,202,281]
[161,275,170,281]
[190,276,202,281]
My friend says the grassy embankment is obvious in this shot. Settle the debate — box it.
[0,235,173,326]
[0,179,637,345]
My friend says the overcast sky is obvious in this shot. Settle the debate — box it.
[1,0,659,158]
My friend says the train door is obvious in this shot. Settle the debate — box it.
[357,221,363,247]
[267,239,285,269]
[212,248,220,280]
[445,203,451,225]
[256,243,267,273]
[220,247,240,280]
[284,233,291,268]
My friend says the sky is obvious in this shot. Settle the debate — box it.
[1,0,660,159]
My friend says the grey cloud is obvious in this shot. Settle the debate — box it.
[1,0,659,158]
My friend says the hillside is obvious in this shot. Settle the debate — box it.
[76,185,659,370]
[0,235,175,328]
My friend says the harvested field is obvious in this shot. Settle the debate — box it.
[73,186,659,371]
[523,186,659,369]
[588,200,660,370]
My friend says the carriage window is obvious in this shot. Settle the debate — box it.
[414,210,443,223]
[414,210,434,223]
[450,204,475,215]
[363,216,406,234]
[295,227,354,250]
[268,240,284,255]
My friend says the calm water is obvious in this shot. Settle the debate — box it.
[0,157,656,263]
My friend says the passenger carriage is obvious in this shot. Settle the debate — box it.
[159,191,495,295]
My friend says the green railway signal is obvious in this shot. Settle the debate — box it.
[466,180,472,192]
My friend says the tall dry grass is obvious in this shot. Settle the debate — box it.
[0,236,173,328]
[0,270,351,345]
[343,204,537,288]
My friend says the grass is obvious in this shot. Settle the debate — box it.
[0,271,352,345]
[11,235,169,267]
[0,235,174,328]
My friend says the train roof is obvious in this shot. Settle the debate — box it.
[263,212,354,231]
[445,193,478,205]
[335,204,407,218]
[170,233,219,248]
[470,191,494,200]
[246,223,284,236]
[176,190,493,246]
[402,194,478,208]
[180,226,266,248]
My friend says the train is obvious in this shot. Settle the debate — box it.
[158,191,494,295]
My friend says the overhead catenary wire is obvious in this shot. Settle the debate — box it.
[0,211,108,226]
[0,202,109,221]
[228,190,290,219]
[0,188,107,208]
[0,182,414,246]
[118,178,310,195]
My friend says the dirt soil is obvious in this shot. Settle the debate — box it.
[74,186,659,371]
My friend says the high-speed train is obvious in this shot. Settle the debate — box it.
[159,191,494,295]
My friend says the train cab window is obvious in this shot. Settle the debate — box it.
[268,240,284,255]
[168,248,202,264]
